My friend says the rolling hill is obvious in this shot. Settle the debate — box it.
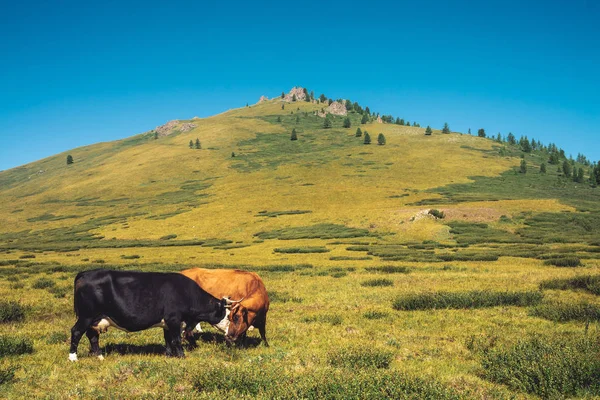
[1,88,599,398]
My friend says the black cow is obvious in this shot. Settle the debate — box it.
[69,269,234,361]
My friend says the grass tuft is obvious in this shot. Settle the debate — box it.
[31,277,55,289]
[273,246,330,254]
[328,346,394,369]
[393,290,543,311]
[0,301,25,323]
[0,335,33,357]
[543,257,582,267]
[365,266,410,274]
[361,278,394,287]
[528,301,600,323]
[539,274,600,295]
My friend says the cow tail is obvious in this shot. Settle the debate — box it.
[73,272,85,317]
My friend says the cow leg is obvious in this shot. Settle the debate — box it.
[257,319,269,347]
[183,323,197,348]
[69,318,92,361]
[86,328,103,360]
[166,322,185,358]
[163,329,174,357]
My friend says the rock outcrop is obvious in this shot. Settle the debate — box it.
[258,95,268,103]
[326,101,347,116]
[283,87,307,102]
[377,116,383,123]
[154,120,196,137]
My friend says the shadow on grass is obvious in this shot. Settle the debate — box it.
[103,343,166,356]
[190,331,263,348]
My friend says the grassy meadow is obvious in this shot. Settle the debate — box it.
[1,96,599,398]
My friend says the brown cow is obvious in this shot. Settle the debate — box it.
[180,268,269,346]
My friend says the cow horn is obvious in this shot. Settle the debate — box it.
[222,297,245,305]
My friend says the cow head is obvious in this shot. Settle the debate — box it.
[224,303,251,344]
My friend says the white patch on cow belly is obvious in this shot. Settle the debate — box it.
[93,317,130,333]
[213,308,230,334]
[69,353,78,362]
[194,323,203,333]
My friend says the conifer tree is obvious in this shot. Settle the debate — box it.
[520,159,527,174]
[355,127,362,137]
[442,123,450,134]
[343,117,351,128]
[189,140,193,149]
[363,132,371,144]
[468,128,471,134]
[365,106,371,115]
[361,114,369,124]
[425,126,433,135]
[66,155,73,165]
[231,152,236,157]
[562,160,572,177]
[377,133,386,145]
[323,117,332,129]
[507,132,516,145]
[319,94,327,103]
[277,116,282,122]
[496,133,502,143]
[575,167,584,183]
[292,94,297,102]
[296,115,300,123]
[281,103,285,110]
[478,128,486,138]
[291,128,298,141]
[195,138,201,149]
[281,92,285,99]
[405,120,410,126]
[540,163,547,173]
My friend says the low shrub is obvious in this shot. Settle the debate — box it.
[273,247,330,254]
[365,266,410,274]
[48,286,69,298]
[159,234,178,240]
[393,290,543,311]
[31,277,55,289]
[539,274,600,295]
[46,331,68,345]
[328,346,394,369]
[120,254,140,260]
[481,334,600,398]
[330,271,347,278]
[18,254,35,259]
[363,310,389,320]
[529,301,600,323]
[329,256,372,261]
[268,291,302,303]
[0,335,33,356]
[544,257,581,267]
[0,366,17,385]
[428,209,445,219]
[361,278,394,287]
[0,301,25,323]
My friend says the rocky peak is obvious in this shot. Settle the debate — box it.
[258,95,268,103]
[377,115,383,123]
[283,87,307,102]
[154,120,197,137]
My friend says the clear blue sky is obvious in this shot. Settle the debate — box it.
[1,0,598,171]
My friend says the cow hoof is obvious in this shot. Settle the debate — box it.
[69,353,78,362]
[97,355,105,361]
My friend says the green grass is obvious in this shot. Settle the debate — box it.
[0,366,17,385]
[255,210,312,217]
[481,334,600,398]
[192,364,460,399]
[393,290,543,311]
[0,301,25,323]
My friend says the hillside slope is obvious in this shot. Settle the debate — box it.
[0,89,598,265]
